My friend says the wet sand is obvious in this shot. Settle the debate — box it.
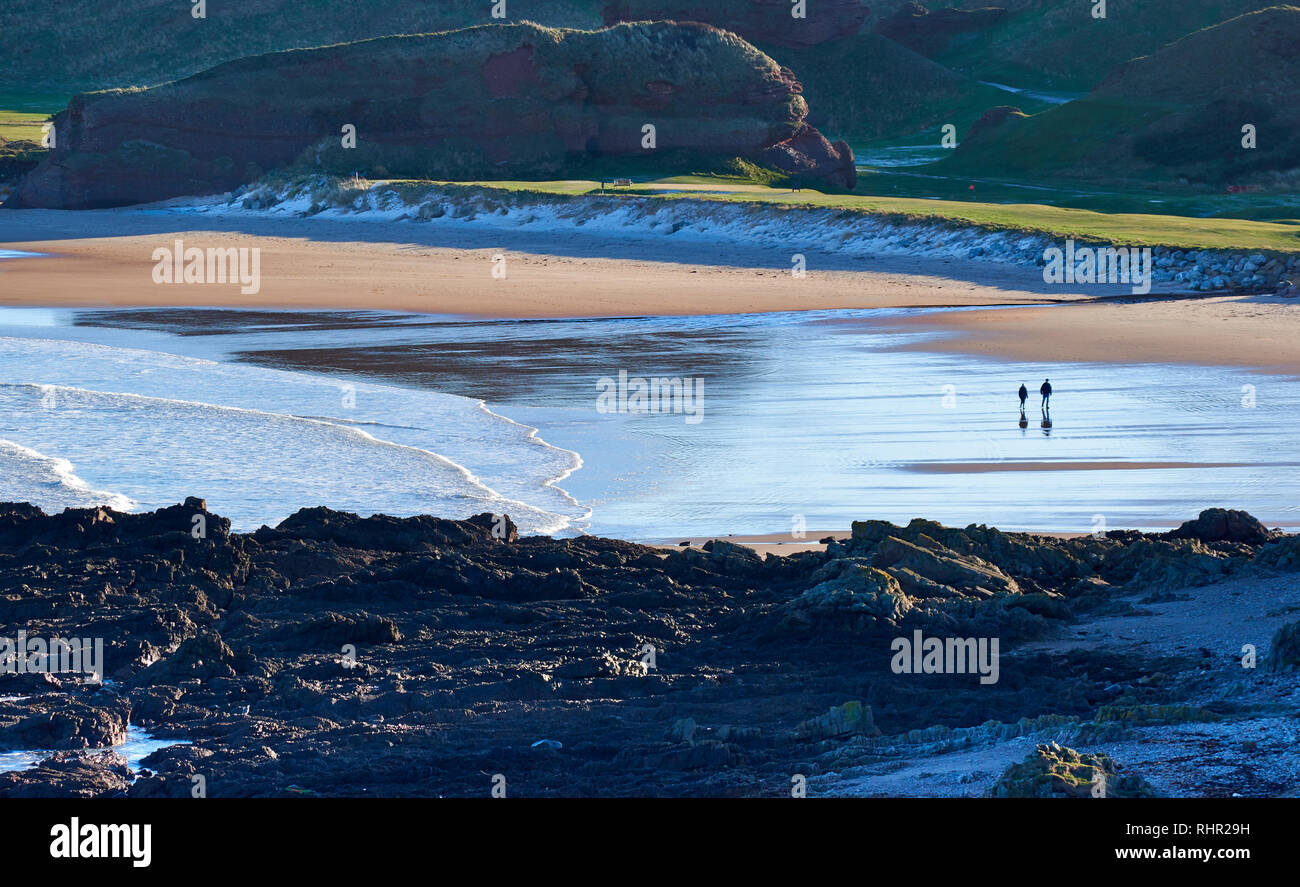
[1,206,1296,375]
[3,206,1298,542]
[888,295,1300,377]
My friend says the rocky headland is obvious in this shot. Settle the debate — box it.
[1,499,1296,797]
[7,21,855,210]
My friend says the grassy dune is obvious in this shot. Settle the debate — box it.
[408,177,1300,252]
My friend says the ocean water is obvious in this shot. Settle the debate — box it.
[0,720,190,775]
[0,305,1296,540]
[0,314,586,534]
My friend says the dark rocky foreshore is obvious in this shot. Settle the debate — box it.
[1,500,1297,798]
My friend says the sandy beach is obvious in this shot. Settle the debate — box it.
[2,207,1297,377]
[3,203,1299,542]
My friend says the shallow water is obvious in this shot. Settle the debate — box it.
[0,723,191,774]
[0,314,586,534]
[1,306,1296,539]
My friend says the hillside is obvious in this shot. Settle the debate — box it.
[599,0,869,46]
[599,2,1015,140]
[755,33,1021,141]
[896,0,1284,91]
[938,6,1300,186]
[0,0,603,92]
[9,22,856,209]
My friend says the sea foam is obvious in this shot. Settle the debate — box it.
[0,337,587,534]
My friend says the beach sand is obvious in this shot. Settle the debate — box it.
[889,294,1300,377]
[0,231,1064,316]
[2,207,1296,375]
[3,207,1298,545]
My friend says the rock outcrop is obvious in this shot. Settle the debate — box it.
[1267,620,1300,673]
[1168,508,1275,546]
[8,21,855,209]
[990,742,1161,798]
[0,500,1291,797]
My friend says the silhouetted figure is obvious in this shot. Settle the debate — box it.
[1040,378,1052,410]
[1018,383,1028,410]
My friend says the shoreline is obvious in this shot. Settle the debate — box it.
[2,199,1297,376]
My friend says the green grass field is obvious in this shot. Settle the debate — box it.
[409,176,1300,254]
[0,92,65,145]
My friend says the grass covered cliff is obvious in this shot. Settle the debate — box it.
[10,21,856,209]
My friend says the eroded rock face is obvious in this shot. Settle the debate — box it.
[759,124,856,189]
[10,21,854,209]
[601,1,870,48]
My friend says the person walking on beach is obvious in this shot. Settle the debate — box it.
[1040,378,1052,410]
[1018,383,1028,410]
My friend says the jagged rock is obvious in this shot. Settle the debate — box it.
[264,508,507,552]
[637,739,745,770]
[135,632,237,683]
[1267,620,1300,673]
[668,717,697,743]
[990,742,1160,798]
[0,500,1292,797]
[0,750,134,798]
[700,539,765,576]
[793,701,880,741]
[715,724,762,743]
[871,535,1020,597]
[1253,535,1300,572]
[267,613,402,649]
[1095,704,1221,726]
[0,500,231,551]
[780,561,913,632]
[0,694,131,750]
[0,670,65,695]
[759,124,857,190]
[1169,508,1274,545]
[1113,538,1234,589]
